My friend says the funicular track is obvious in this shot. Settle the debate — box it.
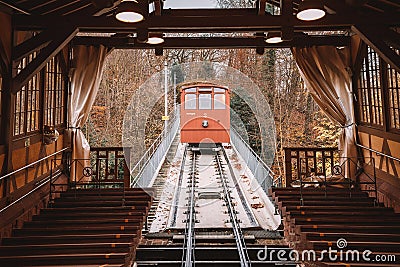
[179,145,251,267]
[215,148,251,267]
[181,149,198,266]
[136,144,297,267]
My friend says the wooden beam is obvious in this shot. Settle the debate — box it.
[13,30,52,62]
[345,0,368,7]
[258,0,266,15]
[281,0,294,41]
[93,0,121,16]
[12,26,78,94]
[13,10,400,33]
[352,25,400,73]
[0,0,30,15]
[72,35,350,49]
[154,0,161,16]
[160,8,258,17]
[0,31,8,75]
[91,0,114,9]
[382,27,400,50]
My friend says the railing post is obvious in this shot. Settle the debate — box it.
[124,148,131,188]
[284,148,292,187]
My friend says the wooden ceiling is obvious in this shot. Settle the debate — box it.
[2,0,399,92]
[4,0,400,18]
[1,0,399,50]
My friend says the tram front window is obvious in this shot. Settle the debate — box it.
[214,94,226,109]
[199,94,212,109]
[185,94,197,109]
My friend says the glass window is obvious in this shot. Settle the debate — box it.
[199,93,212,109]
[387,48,400,130]
[214,94,226,109]
[358,47,383,127]
[214,87,225,93]
[185,94,197,109]
[184,87,196,93]
[199,87,212,92]
[44,57,65,127]
[14,54,40,136]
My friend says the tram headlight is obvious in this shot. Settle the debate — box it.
[202,120,209,128]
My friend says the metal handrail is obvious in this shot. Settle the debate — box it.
[230,127,279,187]
[130,109,180,187]
[0,147,69,181]
[297,156,378,205]
[231,127,273,174]
[0,169,62,214]
[356,143,400,162]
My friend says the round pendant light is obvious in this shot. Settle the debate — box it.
[116,0,146,23]
[296,0,326,21]
[265,32,283,44]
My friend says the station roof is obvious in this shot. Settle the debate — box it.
[2,0,399,49]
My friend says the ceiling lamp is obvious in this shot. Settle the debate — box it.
[296,0,326,21]
[147,33,164,45]
[116,0,146,23]
[265,32,283,44]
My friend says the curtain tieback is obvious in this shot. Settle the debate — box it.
[340,122,354,128]
[68,126,81,130]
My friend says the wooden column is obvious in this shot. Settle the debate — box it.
[284,148,292,187]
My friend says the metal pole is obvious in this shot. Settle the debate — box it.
[164,62,168,134]
[173,72,177,112]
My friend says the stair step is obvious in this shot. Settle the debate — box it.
[25,218,143,227]
[0,242,133,256]
[291,217,400,225]
[303,232,400,244]
[13,225,143,237]
[297,224,400,234]
[0,253,129,266]
[2,234,138,246]
[309,241,400,252]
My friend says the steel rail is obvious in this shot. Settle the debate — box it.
[181,150,197,267]
[215,149,251,267]
[221,147,257,227]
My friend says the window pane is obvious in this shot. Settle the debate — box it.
[199,87,212,92]
[387,48,400,130]
[185,94,197,109]
[45,57,66,126]
[199,93,212,109]
[214,94,226,109]
[357,47,383,127]
[214,87,225,93]
[184,87,196,93]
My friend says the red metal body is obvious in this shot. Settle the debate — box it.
[180,83,230,144]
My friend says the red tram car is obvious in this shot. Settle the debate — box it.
[180,83,230,145]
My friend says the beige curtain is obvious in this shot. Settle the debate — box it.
[68,45,107,182]
[291,45,358,178]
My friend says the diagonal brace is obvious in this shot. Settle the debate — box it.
[12,26,78,94]
[352,25,400,74]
